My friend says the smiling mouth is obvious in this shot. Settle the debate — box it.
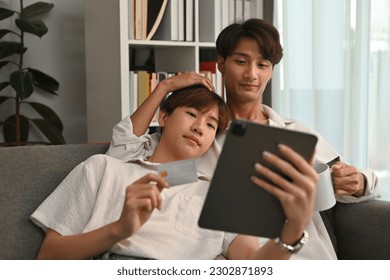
[184,135,200,146]
[241,83,259,88]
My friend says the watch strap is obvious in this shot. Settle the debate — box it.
[274,230,309,254]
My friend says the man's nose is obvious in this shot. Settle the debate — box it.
[244,63,257,80]
[191,121,204,135]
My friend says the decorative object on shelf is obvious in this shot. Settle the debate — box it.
[146,0,168,40]
[0,1,65,146]
[130,0,169,41]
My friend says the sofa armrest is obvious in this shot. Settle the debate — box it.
[0,143,110,259]
[334,200,390,259]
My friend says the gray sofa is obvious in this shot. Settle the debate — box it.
[1,143,390,259]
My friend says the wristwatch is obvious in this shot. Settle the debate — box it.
[274,230,309,254]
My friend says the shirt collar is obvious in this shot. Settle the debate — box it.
[261,104,296,128]
[126,158,209,180]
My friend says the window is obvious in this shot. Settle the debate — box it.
[273,0,390,199]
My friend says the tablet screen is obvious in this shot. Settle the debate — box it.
[198,120,318,238]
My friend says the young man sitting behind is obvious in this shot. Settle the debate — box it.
[31,85,317,260]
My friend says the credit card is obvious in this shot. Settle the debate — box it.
[157,159,198,186]
[326,156,340,168]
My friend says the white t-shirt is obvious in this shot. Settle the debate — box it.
[30,154,236,260]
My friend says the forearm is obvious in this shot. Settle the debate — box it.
[248,240,292,260]
[227,223,305,260]
[130,82,169,136]
[249,223,304,259]
[37,221,124,260]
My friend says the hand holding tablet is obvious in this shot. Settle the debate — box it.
[198,120,319,238]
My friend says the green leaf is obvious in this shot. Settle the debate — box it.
[0,60,11,69]
[15,19,48,37]
[0,81,10,92]
[0,41,24,60]
[0,7,15,21]
[0,95,11,104]
[0,29,19,39]
[29,102,63,132]
[32,118,66,144]
[22,3,54,19]
[3,114,29,143]
[28,68,59,94]
[10,70,34,99]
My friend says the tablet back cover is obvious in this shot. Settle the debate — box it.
[198,120,318,238]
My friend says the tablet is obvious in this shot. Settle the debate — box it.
[198,119,318,238]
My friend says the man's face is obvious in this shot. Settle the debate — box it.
[218,37,274,104]
[159,106,219,160]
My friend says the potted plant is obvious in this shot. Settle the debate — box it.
[0,0,65,146]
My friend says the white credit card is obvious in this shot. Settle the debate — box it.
[157,159,198,186]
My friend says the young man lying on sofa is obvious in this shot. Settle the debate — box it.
[31,85,325,260]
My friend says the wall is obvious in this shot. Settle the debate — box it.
[0,0,87,144]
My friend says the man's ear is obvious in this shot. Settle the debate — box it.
[158,110,168,127]
[217,55,225,75]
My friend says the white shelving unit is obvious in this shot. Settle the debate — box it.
[85,0,262,142]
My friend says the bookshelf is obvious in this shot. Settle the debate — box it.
[85,0,263,142]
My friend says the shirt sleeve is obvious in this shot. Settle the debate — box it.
[314,132,380,202]
[222,232,238,257]
[336,168,380,203]
[30,156,105,235]
[287,121,380,203]
[106,115,160,161]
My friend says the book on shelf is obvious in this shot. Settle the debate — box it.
[129,71,138,114]
[216,68,225,100]
[221,0,229,29]
[235,0,244,22]
[134,0,142,40]
[141,0,148,39]
[223,0,255,25]
[133,0,153,40]
[199,61,224,99]
[199,61,217,73]
[137,71,150,107]
[199,0,221,42]
[129,0,135,39]
[178,0,185,41]
[149,72,158,123]
[249,0,263,19]
[146,0,168,40]
[129,71,173,124]
[153,0,178,41]
[185,0,194,41]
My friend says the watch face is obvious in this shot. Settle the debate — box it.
[275,230,309,254]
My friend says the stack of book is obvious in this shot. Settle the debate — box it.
[199,61,224,101]
[129,0,194,41]
[199,0,263,42]
[129,71,174,122]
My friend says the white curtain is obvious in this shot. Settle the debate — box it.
[272,0,390,199]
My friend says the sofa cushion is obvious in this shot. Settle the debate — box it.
[0,143,109,259]
[334,200,390,259]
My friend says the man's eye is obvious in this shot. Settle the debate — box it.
[235,59,246,64]
[207,123,216,130]
[186,111,196,117]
